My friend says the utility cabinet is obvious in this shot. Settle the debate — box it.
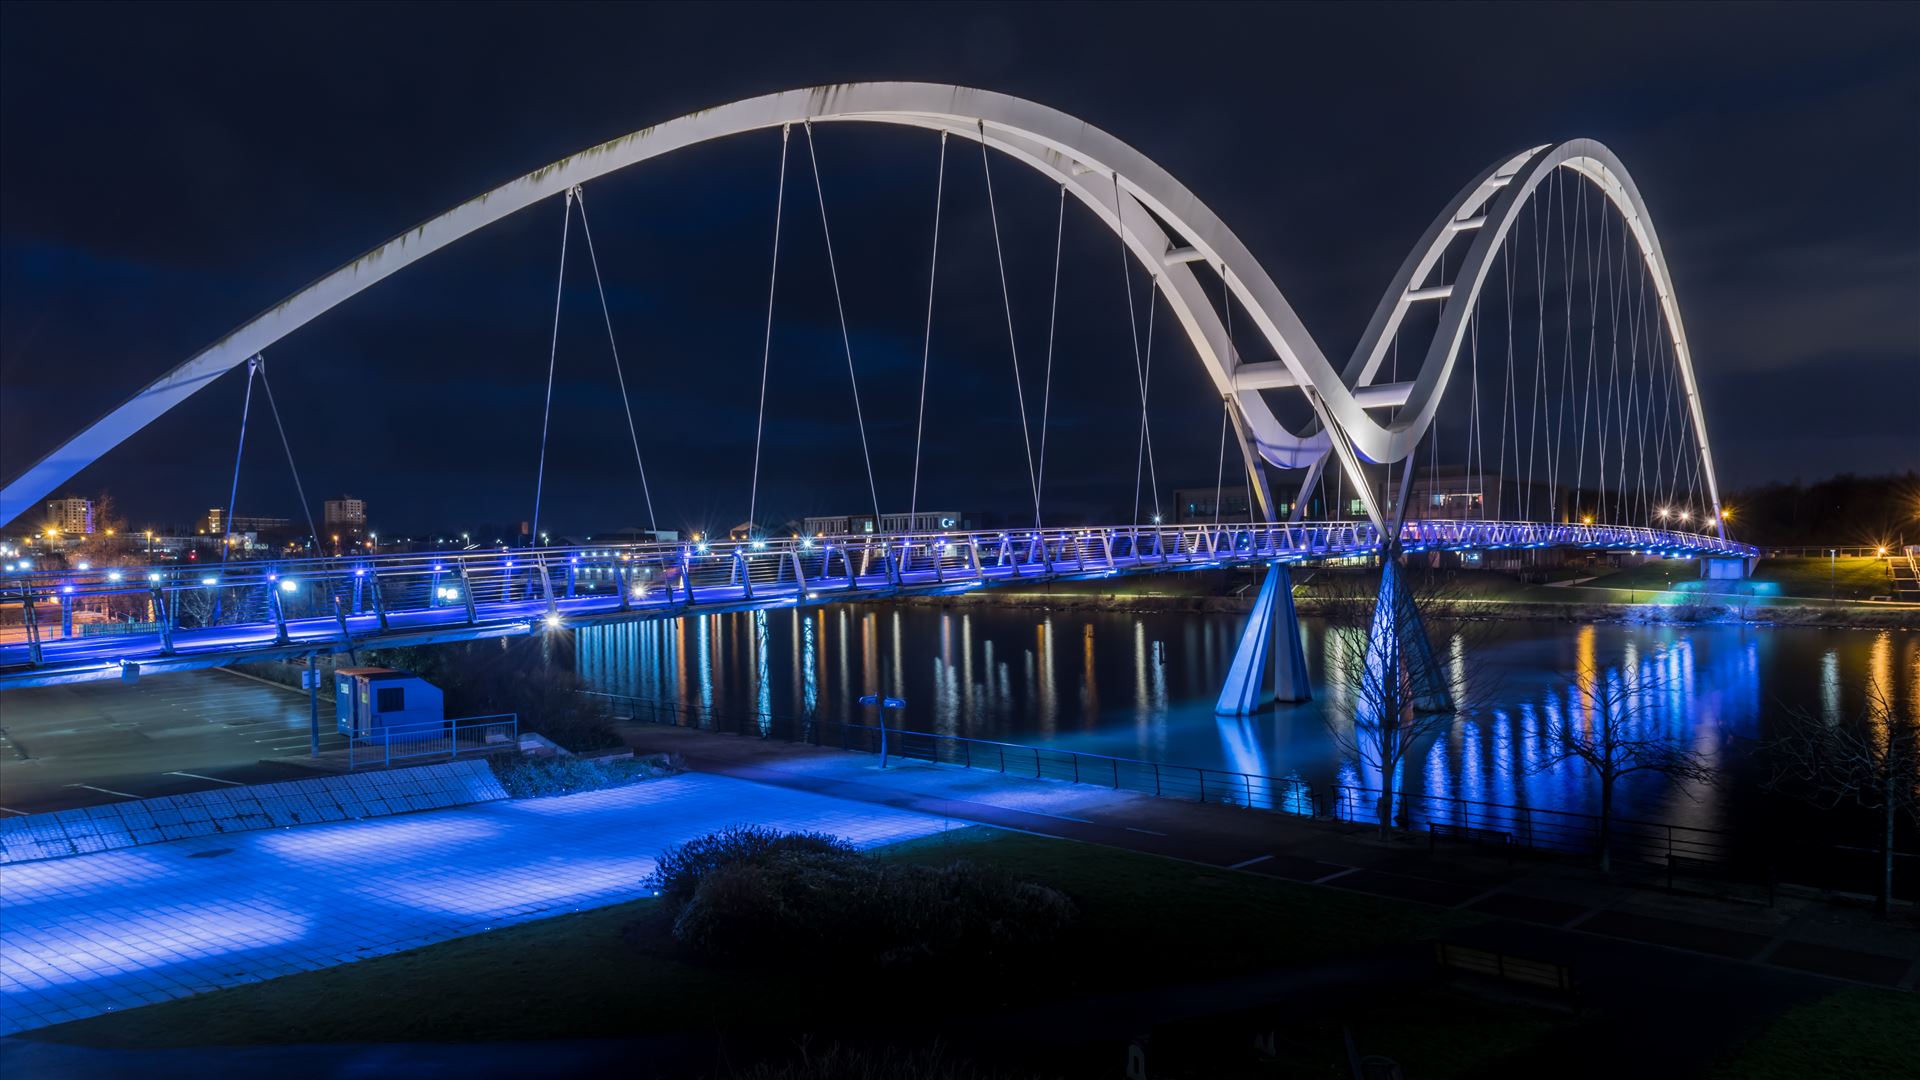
[334,666,445,737]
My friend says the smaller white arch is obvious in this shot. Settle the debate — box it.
[1289,138,1726,537]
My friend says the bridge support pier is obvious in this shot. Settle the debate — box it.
[1214,563,1311,716]
[1369,557,1453,715]
[1700,555,1755,580]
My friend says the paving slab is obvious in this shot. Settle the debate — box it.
[0,773,947,1035]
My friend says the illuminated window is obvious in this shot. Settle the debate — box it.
[1348,499,1365,515]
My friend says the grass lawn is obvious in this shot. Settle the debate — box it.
[1148,986,1563,1080]
[1712,986,1920,1080]
[31,827,1473,1050]
[1752,556,1894,600]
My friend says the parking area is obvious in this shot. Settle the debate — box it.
[0,669,346,815]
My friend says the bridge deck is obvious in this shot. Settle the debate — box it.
[0,521,1751,688]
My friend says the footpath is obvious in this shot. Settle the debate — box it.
[0,772,948,1035]
[625,723,1920,992]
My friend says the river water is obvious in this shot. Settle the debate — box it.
[573,603,1917,861]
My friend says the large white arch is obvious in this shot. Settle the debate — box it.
[1323,138,1726,535]
[0,84,1723,539]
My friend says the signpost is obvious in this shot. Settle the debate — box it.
[856,693,906,768]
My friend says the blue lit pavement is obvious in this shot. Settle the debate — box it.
[0,773,950,1035]
[0,521,1754,689]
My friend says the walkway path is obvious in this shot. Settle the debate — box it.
[627,724,1920,992]
[0,773,949,1034]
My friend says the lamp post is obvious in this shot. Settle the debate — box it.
[1830,548,1837,602]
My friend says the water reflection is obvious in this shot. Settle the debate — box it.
[574,606,1920,838]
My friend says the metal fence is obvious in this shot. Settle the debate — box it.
[583,691,1315,813]
[585,691,1919,896]
[346,713,519,770]
[1324,784,1738,869]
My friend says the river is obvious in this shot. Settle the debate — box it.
[573,603,1918,872]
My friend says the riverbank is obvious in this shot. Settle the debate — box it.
[895,569,1919,630]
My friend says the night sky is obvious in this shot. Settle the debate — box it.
[2,2,1914,539]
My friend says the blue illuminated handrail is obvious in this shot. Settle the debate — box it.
[0,518,1757,684]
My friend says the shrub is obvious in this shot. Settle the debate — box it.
[489,752,680,799]
[646,824,855,906]
[522,700,624,753]
[645,828,1076,972]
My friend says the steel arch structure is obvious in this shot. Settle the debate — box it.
[0,83,1723,538]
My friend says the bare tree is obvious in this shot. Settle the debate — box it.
[1316,559,1499,839]
[1766,680,1918,918]
[1528,658,1717,872]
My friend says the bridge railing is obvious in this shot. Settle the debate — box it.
[345,712,519,770]
[0,520,1754,613]
[0,520,1758,671]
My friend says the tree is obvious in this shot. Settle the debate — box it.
[1316,558,1495,839]
[1527,657,1717,873]
[1765,680,1918,918]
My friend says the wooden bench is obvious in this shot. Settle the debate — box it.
[1665,854,1775,907]
[1429,821,1515,858]
[1434,942,1575,994]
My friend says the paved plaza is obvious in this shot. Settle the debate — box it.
[0,772,951,1034]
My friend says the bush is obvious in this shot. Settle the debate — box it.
[521,699,623,753]
[647,824,856,906]
[489,752,680,798]
[645,828,1076,972]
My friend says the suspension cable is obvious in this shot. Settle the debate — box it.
[220,357,258,564]
[572,185,658,534]
[254,357,321,550]
[747,125,791,535]
[1212,397,1228,530]
[1132,278,1163,526]
[529,189,574,548]
[907,131,948,527]
[1034,183,1066,522]
[978,121,1042,528]
[1112,171,1161,528]
[804,121,883,529]
[1497,228,1515,520]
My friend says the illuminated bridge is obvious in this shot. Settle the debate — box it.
[0,84,1753,705]
[0,520,1750,689]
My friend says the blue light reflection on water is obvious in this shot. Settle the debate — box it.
[575,609,1920,838]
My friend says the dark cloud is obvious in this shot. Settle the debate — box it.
[2,1,1914,535]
